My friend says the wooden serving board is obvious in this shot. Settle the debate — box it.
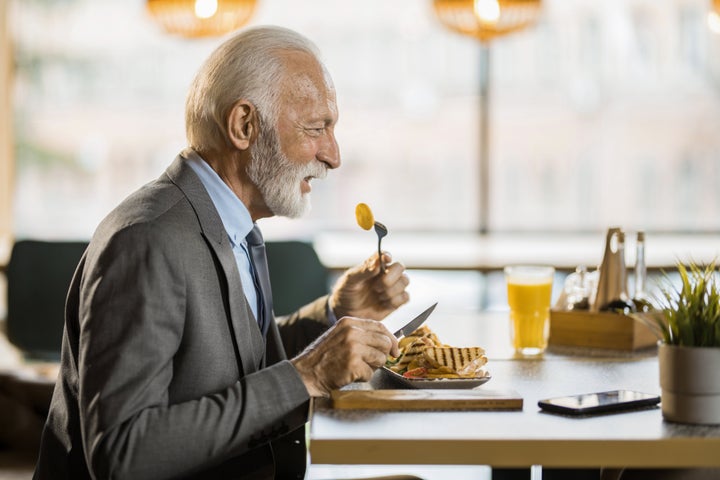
[331,389,523,411]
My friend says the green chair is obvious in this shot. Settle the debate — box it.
[265,240,330,316]
[6,239,88,360]
[4,239,326,356]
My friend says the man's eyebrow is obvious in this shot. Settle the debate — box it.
[305,116,335,126]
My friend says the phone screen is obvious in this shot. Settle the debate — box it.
[538,390,661,415]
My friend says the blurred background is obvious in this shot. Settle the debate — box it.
[4,0,720,237]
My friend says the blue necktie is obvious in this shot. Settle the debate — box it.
[245,225,273,336]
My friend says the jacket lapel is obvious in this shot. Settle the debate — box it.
[165,153,266,373]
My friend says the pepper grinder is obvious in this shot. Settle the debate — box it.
[592,227,633,312]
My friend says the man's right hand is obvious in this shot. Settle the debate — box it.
[290,317,400,397]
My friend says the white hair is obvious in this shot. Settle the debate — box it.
[185,26,322,154]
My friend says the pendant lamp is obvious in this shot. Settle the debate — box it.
[433,0,542,43]
[431,0,542,232]
[146,0,257,38]
[710,0,720,34]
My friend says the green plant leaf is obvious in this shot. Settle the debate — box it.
[654,259,720,347]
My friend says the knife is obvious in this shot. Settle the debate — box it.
[393,302,438,338]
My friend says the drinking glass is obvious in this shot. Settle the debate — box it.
[504,265,555,356]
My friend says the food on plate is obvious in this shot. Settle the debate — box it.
[425,347,487,376]
[355,203,374,231]
[385,326,488,380]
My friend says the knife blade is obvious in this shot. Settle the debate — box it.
[393,302,438,338]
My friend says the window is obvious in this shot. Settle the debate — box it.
[9,0,720,240]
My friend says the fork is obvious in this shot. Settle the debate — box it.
[374,221,388,273]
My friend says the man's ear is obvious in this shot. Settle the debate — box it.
[227,100,257,151]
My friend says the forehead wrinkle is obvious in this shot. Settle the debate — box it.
[276,50,336,116]
[287,72,322,103]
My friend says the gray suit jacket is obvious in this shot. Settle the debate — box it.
[34,154,332,480]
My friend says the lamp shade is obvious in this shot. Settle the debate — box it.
[710,0,720,34]
[146,0,257,38]
[433,0,542,42]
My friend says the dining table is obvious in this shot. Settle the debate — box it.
[308,308,720,470]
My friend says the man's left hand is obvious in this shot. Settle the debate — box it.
[329,252,410,321]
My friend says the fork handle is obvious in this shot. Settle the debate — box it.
[377,237,385,273]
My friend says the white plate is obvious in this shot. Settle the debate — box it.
[380,366,491,389]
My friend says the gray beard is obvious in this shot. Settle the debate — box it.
[247,124,326,219]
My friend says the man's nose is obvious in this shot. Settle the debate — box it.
[317,132,341,170]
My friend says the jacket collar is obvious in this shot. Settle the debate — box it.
[166,150,227,246]
[164,150,266,373]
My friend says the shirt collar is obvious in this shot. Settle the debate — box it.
[183,149,253,247]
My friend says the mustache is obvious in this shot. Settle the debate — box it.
[301,161,329,181]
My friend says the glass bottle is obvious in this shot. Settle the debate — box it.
[633,231,652,311]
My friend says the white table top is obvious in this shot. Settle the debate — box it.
[309,312,720,468]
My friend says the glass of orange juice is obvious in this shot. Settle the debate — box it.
[504,265,555,356]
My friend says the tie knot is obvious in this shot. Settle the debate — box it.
[246,225,264,246]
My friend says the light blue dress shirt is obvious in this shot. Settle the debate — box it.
[185,149,338,327]
[185,151,260,323]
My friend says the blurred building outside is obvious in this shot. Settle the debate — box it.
[7,0,720,239]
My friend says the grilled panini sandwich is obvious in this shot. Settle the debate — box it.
[423,346,487,377]
[386,326,488,379]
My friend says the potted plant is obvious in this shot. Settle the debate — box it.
[638,261,720,424]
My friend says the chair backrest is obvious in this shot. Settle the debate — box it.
[4,239,326,357]
[265,240,329,316]
[6,239,88,360]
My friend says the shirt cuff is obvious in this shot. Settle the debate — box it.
[326,300,339,326]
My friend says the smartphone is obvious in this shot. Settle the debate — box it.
[538,390,661,415]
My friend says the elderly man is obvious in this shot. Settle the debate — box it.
[33,26,409,479]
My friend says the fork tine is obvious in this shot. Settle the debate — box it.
[374,221,388,237]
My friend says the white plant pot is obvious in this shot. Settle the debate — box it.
[659,343,720,425]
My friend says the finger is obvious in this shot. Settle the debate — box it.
[380,272,410,297]
[335,317,387,342]
[344,253,383,284]
[365,329,399,357]
[378,261,406,286]
[338,335,387,379]
[371,322,400,356]
[385,290,410,311]
[373,273,410,304]
[359,344,390,369]
[381,251,393,266]
[347,318,399,354]
[366,317,399,341]
[351,318,396,345]
[377,289,410,310]
[377,251,402,276]
[388,332,400,357]
[351,362,376,383]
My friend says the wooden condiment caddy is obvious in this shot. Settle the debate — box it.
[549,309,657,351]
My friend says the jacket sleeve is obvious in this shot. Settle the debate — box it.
[276,296,333,358]
[77,224,310,480]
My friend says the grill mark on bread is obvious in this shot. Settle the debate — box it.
[424,347,485,370]
[391,337,437,372]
